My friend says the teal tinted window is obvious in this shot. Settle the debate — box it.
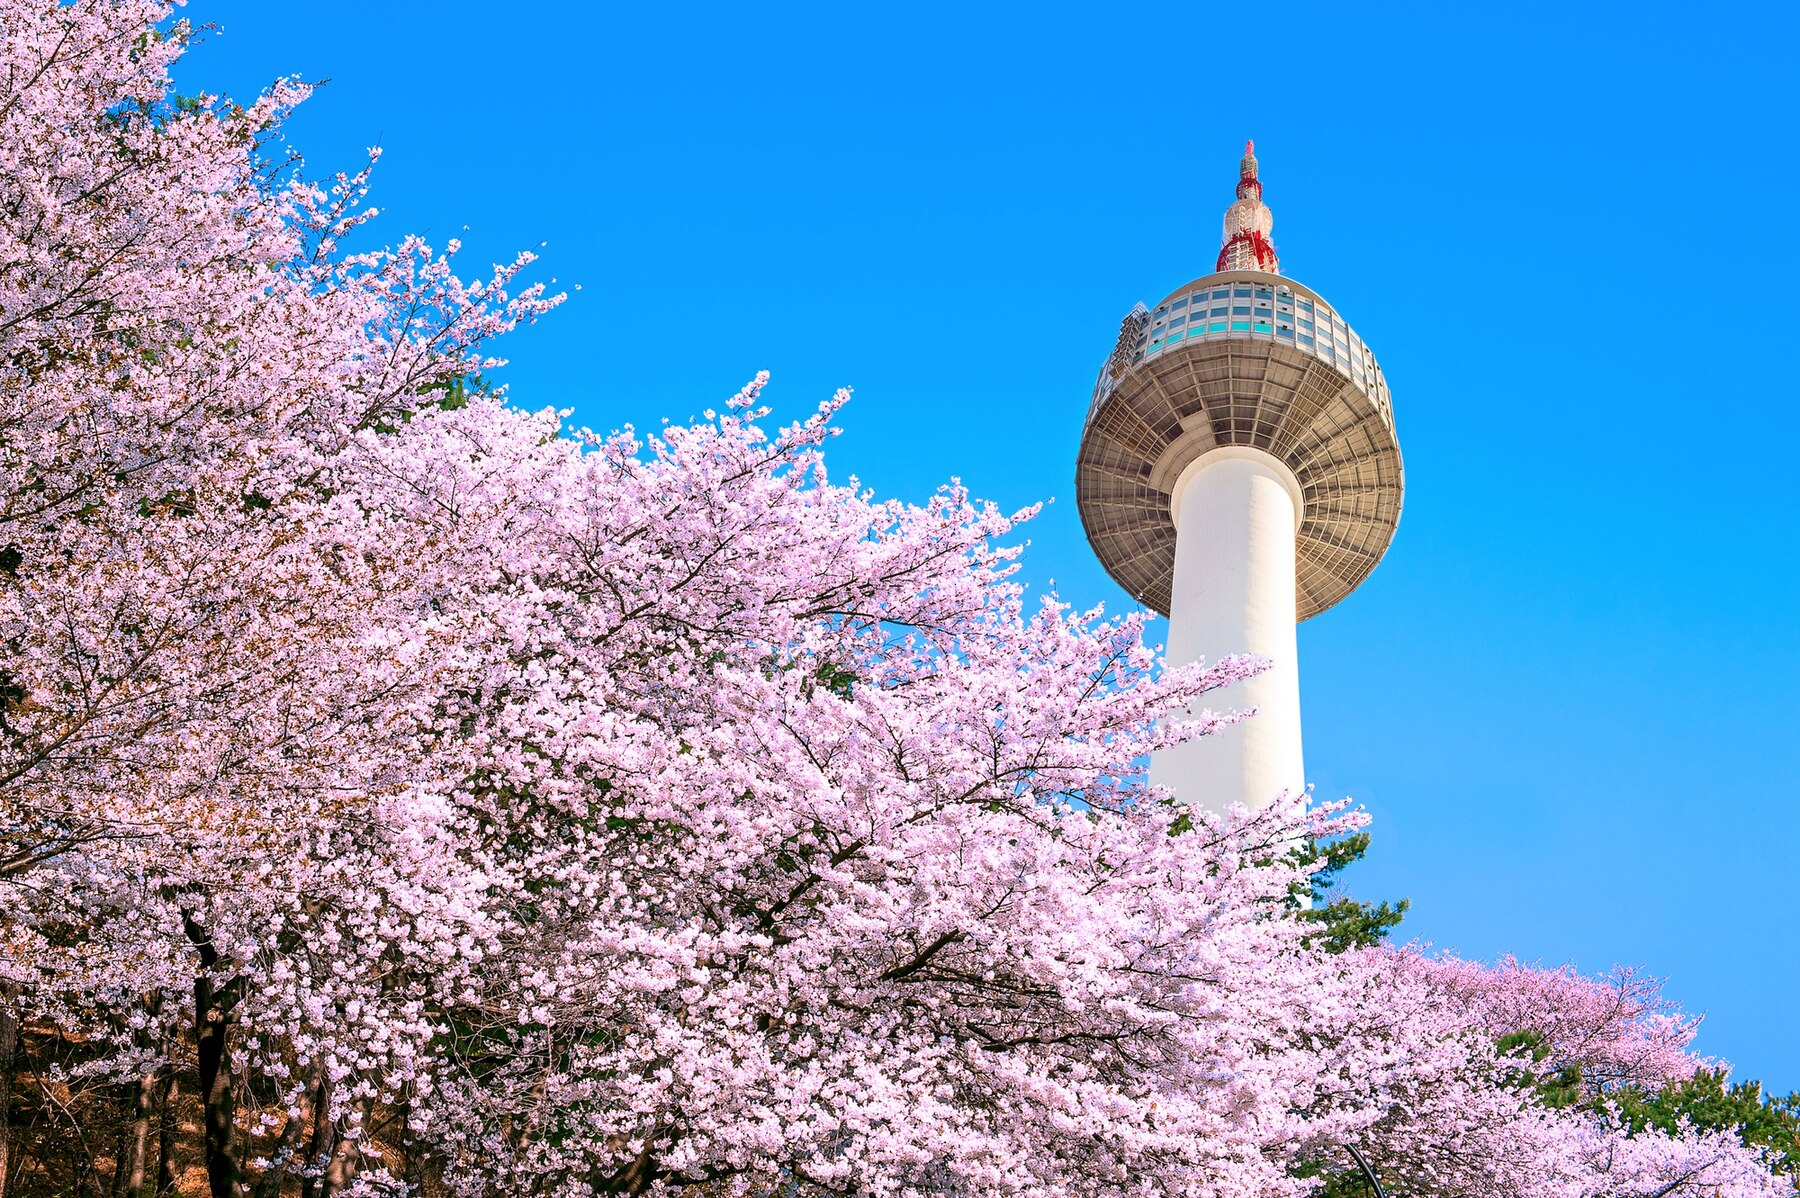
[1230,320,1250,331]
[1209,321,1227,333]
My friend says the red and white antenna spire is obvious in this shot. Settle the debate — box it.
[1216,139,1280,274]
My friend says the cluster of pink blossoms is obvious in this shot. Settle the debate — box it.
[0,2,1788,1196]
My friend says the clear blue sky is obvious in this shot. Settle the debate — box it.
[184,2,1799,1090]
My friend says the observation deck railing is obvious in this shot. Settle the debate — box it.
[1086,272,1395,435]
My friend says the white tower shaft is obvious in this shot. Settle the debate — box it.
[1149,448,1305,812]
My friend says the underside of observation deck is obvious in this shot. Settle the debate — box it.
[1076,336,1403,620]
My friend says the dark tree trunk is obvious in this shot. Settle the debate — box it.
[0,983,16,1198]
[109,1116,133,1196]
[183,913,244,1198]
[298,1071,332,1198]
[121,1066,158,1198]
[194,971,245,1198]
[316,1100,368,1198]
[317,1138,356,1198]
[154,1074,178,1197]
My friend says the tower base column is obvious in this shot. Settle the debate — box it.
[1149,446,1305,816]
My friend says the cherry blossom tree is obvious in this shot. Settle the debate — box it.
[0,2,551,1193]
[0,3,1789,1197]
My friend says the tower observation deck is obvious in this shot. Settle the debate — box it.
[1075,142,1403,813]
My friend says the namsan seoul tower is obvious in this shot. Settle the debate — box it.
[1076,142,1403,814]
